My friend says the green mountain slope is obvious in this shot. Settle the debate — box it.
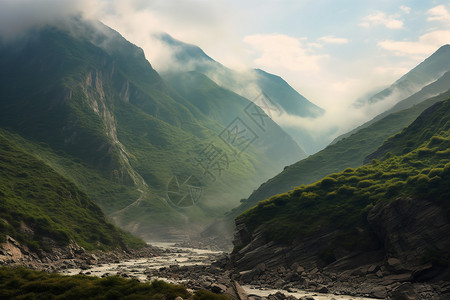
[232,89,450,217]
[156,33,325,154]
[164,71,306,167]
[335,69,450,143]
[0,18,302,241]
[237,98,450,265]
[0,130,144,251]
[356,44,450,106]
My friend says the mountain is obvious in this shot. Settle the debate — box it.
[163,71,306,167]
[336,70,450,145]
[0,129,144,252]
[230,87,450,217]
[335,45,450,143]
[0,17,303,241]
[231,98,450,298]
[357,44,450,107]
[156,33,325,154]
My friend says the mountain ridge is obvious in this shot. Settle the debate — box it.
[0,17,306,241]
[156,33,326,154]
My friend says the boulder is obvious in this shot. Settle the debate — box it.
[387,282,417,300]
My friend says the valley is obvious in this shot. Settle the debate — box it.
[0,8,449,300]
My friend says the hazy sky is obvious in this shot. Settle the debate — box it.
[95,1,450,105]
[1,0,450,136]
[100,0,450,135]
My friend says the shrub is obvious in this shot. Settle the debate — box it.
[320,177,337,186]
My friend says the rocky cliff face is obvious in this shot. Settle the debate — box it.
[367,198,450,278]
[230,197,450,298]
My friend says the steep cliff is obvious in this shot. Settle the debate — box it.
[230,99,450,298]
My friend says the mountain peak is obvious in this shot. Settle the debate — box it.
[156,32,215,65]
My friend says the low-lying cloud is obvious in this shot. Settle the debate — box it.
[0,0,101,39]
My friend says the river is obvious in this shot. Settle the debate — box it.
[59,242,376,300]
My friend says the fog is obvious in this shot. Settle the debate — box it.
[0,0,442,151]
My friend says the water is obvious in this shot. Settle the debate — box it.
[243,285,376,300]
[59,242,376,300]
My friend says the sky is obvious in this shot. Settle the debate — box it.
[1,0,450,137]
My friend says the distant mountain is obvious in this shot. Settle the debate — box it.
[164,71,306,166]
[156,33,325,154]
[0,18,304,241]
[357,44,450,106]
[231,98,450,297]
[0,129,144,252]
[230,87,450,217]
[335,69,450,144]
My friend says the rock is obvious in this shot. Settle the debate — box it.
[174,297,183,300]
[296,266,305,273]
[387,282,417,300]
[368,198,450,272]
[255,263,266,273]
[412,263,440,281]
[387,258,406,273]
[351,267,366,276]
[211,283,227,294]
[267,291,297,300]
[273,279,284,289]
[380,273,412,285]
[367,264,379,273]
[370,286,387,298]
[316,285,328,293]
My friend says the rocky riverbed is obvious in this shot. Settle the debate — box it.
[57,242,380,300]
[2,236,448,299]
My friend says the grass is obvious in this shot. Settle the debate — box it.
[0,19,302,235]
[239,99,450,256]
[234,90,450,218]
[0,132,145,251]
[0,266,232,300]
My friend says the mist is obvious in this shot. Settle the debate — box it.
[0,0,444,154]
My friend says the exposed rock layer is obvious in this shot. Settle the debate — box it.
[230,198,450,299]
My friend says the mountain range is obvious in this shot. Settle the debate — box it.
[157,33,326,154]
[0,14,449,299]
[0,17,304,242]
[230,45,450,219]
[232,97,450,297]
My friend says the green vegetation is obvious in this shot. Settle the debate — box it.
[240,99,450,253]
[0,18,305,238]
[0,132,145,251]
[0,267,231,300]
[158,33,324,154]
[164,71,305,167]
[234,90,450,219]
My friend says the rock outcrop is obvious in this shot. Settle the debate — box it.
[230,197,450,299]
[0,235,157,272]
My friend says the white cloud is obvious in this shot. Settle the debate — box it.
[318,35,349,44]
[0,0,102,38]
[378,30,450,57]
[360,11,403,29]
[243,34,328,72]
[427,5,450,24]
[373,66,410,77]
[399,6,411,14]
